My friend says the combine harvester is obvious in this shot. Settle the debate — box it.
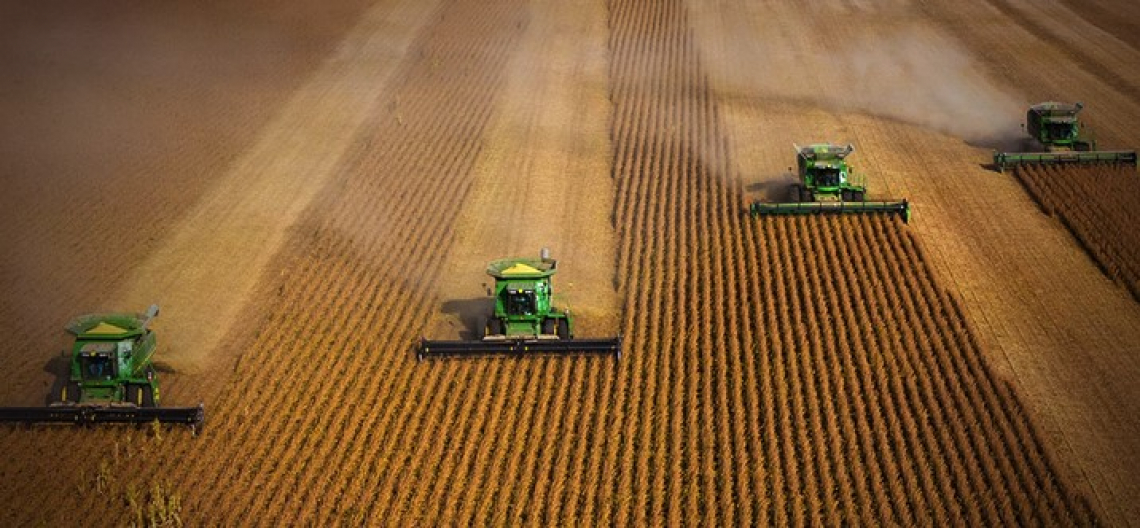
[0,305,204,431]
[750,143,910,222]
[993,102,1137,172]
[419,250,621,360]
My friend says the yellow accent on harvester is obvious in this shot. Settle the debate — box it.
[502,263,541,275]
[86,322,127,335]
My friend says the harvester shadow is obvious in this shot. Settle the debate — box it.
[745,180,779,193]
[746,178,796,202]
[968,135,1029,172]
[966,134,1026,154]
[41,355,69,405]
[440,297,494,340]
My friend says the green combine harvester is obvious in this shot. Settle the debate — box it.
[0,305,204,431]
[750,143,910,222]
[419,250,621,359]
[993,102,1137,172]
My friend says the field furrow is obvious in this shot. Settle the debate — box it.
[3,0,1131,524]
[1014,163,1140,301]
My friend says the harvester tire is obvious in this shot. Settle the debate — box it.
[486,318,503,337]
[542,319,557,336]
[141,385,156,408]
[61,382,81,404]
[841,190,852,202]
[127,385,143,406]
[790,183,802,202]
[852,191,865,202]
[557,319,570,340]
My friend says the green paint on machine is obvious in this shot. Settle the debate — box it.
[419,250,621,360]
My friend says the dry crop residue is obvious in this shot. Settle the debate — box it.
[0,0,1117,525]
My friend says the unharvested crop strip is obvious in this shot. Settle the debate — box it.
[1014,164,1140,302]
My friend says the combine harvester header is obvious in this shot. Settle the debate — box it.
[993,102,1137,172]
[750,143,911,222]
[419,250,621,360]
[0,305,204,432]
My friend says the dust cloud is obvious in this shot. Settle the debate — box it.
[694,5,1025,144]
[0,0,395,389]
[838,30,1024,143]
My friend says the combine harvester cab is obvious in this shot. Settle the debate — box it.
[750,143,911,222]
[993,102,1137,172]
[419,250,621,360]
[0,305,204,432]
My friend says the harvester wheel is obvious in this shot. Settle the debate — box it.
[790,183,802,202]
[852,191,865,202]
[803,189,815,203]
[127,385,143,406]
[542,319,557,336]
[486,318,503,337]
[141,385,156,408]
[556,319,570,340]
[61,382,81,404]
[841,190,852,202]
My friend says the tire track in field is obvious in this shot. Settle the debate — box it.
[982,0,1140,96]
[913,0,1140,150]
[1058,0,1140,50]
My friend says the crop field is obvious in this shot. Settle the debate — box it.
[2,0,1140,525]
[1012,163,1140,301]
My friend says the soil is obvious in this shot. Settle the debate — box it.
[1,0,1137,524]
